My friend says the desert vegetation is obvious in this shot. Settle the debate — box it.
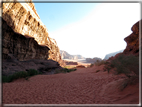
[103,54,139,89]
[95,60,107,66]
[104,54,139,77]
[2,68,77,83]
[90,60,107,67]
[2,69,41,83]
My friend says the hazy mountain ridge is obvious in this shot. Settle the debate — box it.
[103,50,124,60]
[60,50,85,60]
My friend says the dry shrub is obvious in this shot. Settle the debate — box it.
[2,69,40,83]
[104,54,139,77]
[94,60,107,66]
[104,54,139,90]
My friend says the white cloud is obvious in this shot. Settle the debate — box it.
[49,3,140,59]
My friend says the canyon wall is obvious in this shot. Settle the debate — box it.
[108,19,141,61]
[2,18,50,61]
[123,19,141,56]
[2,1,65,66]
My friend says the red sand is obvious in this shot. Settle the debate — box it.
[2,65,139,104]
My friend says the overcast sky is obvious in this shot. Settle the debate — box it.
[34,3,140,59]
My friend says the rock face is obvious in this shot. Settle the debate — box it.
[2,18,50,61]
[60,50,85,60]
[107,20,141,61]
[2,1,65,66]
[2,58,62,76]
[123,19,142,56]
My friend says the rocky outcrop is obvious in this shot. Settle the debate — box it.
[76,65,86,68]
[2,57,62,76]
[64,61,78,65]
[123,19,142,56]
[107,20,141,61]
[2,1,65,66]
[60,50,85,60]
[86,57,102,64]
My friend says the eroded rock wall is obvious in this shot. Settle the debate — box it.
[107,20,141,61]
[123,19,142,56]
[2,2,49,45]
[2,18,50,61]
[2,1,65,66]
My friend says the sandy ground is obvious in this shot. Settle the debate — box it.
[2,65,139,104]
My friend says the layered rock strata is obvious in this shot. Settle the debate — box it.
[2,1,65,66]
[2,18,50,61]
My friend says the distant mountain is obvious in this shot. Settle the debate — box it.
[103,50,124,60]
[60,50,85,60]
[85,57,102,63]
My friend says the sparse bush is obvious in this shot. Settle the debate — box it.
[2,71,28,83]
[104,54,139,78]
[2,69,40,83]
[90,63,94,67]
[27,69,39,76]
[103,54,139,90]
[12,71,28,79]
[2,75,13,83]
[95,60,107,66]
[103,61,111,73]
[65,68,77,73]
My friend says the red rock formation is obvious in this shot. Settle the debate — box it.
[106,20,141,65]
[2,1,65,67]
[64,61,78,65]
[107,19,141,61]
[123,19,142,56]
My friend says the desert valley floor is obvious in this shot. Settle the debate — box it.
[2,64,139,104]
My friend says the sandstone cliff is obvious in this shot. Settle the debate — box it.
[108,19,141,61]
[123,19,142,56]
[2,1,65,66]
[2,18,50,61]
